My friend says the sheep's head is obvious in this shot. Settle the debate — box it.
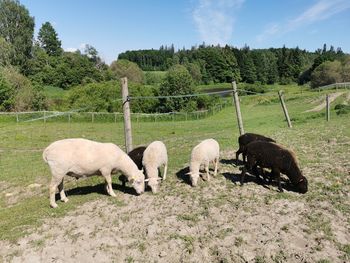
[129,170,145,194]
[295,176,308,194]
[146,177,161,194]
[187,172,199,187]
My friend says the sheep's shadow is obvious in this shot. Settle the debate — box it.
[222,171,259,185]
[220,158,243,166]
[176,166,191,186]
[224,168,298,193]
[59,181,138,200]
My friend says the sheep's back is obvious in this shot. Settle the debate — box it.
[246,141,295,169]
[43,138,121,173]
[143,141,167,168]
[191,139,219,163]
[239,133,275,146]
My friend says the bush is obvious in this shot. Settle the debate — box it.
[65,81,121,112]
[110,59,144,84]
[0,66,47,111]
[334,104,350,115]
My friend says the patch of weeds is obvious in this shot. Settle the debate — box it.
[281,225,289,232]
[138,242,146,253]
[125,256,134,263]
[30,238,46,249]
[170,234,195,254]
[316,259,331,263]
[234,236,244,247]
[107,198,126,207]
[254,255,267,263]
[306,212,333,240]
[216,227,234,239]
[177,213,198,222]
[271,250,287,263]
[339,243,350,261]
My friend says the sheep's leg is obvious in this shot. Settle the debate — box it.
[205,161,210,181]
[101,170,116,197]
[163,163,167,180]
[243,152,247,164]
[240,166,247,185]
[241,155,254,185]
[58,179,69,203]
[273,168,283,192]
[213,158,218,177]
[236,147,243,164]
[49,175,63,208]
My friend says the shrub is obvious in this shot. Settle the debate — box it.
[334,104,350,115]
[110,59,144,84]
[0,66,47,111]
[65,81,121,112]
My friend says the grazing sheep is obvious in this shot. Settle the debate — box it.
[120,146,147,187]
[43,138,145,208]
[142,141,168,193]
[241,141,308,193]
[188,139,220,187]
[236,133,276,163]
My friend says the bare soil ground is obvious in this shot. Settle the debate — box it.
[1,131,349,263]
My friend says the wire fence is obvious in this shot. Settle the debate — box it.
[317,82,350,91]
[1,85,349,207]
[0,102,230,124]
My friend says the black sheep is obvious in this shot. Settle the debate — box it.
[119,146,147,187]
[241,141,308,194]
[236,133,276,163]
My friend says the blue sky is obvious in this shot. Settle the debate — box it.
[21,0,350,64]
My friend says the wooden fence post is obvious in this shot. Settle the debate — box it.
[232,81,244,135]
[326,94,330,121]
[121,77,133,153]
[278,90,292,128]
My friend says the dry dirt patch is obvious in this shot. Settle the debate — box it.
[0,148,349,262]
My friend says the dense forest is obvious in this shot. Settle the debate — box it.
[1,0,350,113]
[119,44,348,86]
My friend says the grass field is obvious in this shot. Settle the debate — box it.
[0,87,349,262]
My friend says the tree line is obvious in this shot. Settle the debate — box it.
[1,0,349,113]
[119,43,349,87]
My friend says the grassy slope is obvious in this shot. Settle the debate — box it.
[0,87,349,242]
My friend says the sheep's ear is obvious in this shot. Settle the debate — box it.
[186,172,192,175]
[129,176,136,184]
[144,178,150,182]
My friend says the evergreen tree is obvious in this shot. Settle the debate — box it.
[240,51,256,83]
[38,22,62,56]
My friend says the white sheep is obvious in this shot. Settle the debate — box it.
[187,138,220,186]
[142,141,168,193]
[43,138,145,208]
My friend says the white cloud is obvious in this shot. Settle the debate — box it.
[256,0,350,43]
[64,47,78,52]
[192,0,245,45]
[64,43,87,53]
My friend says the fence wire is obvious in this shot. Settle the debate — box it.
[1,87,349,206]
